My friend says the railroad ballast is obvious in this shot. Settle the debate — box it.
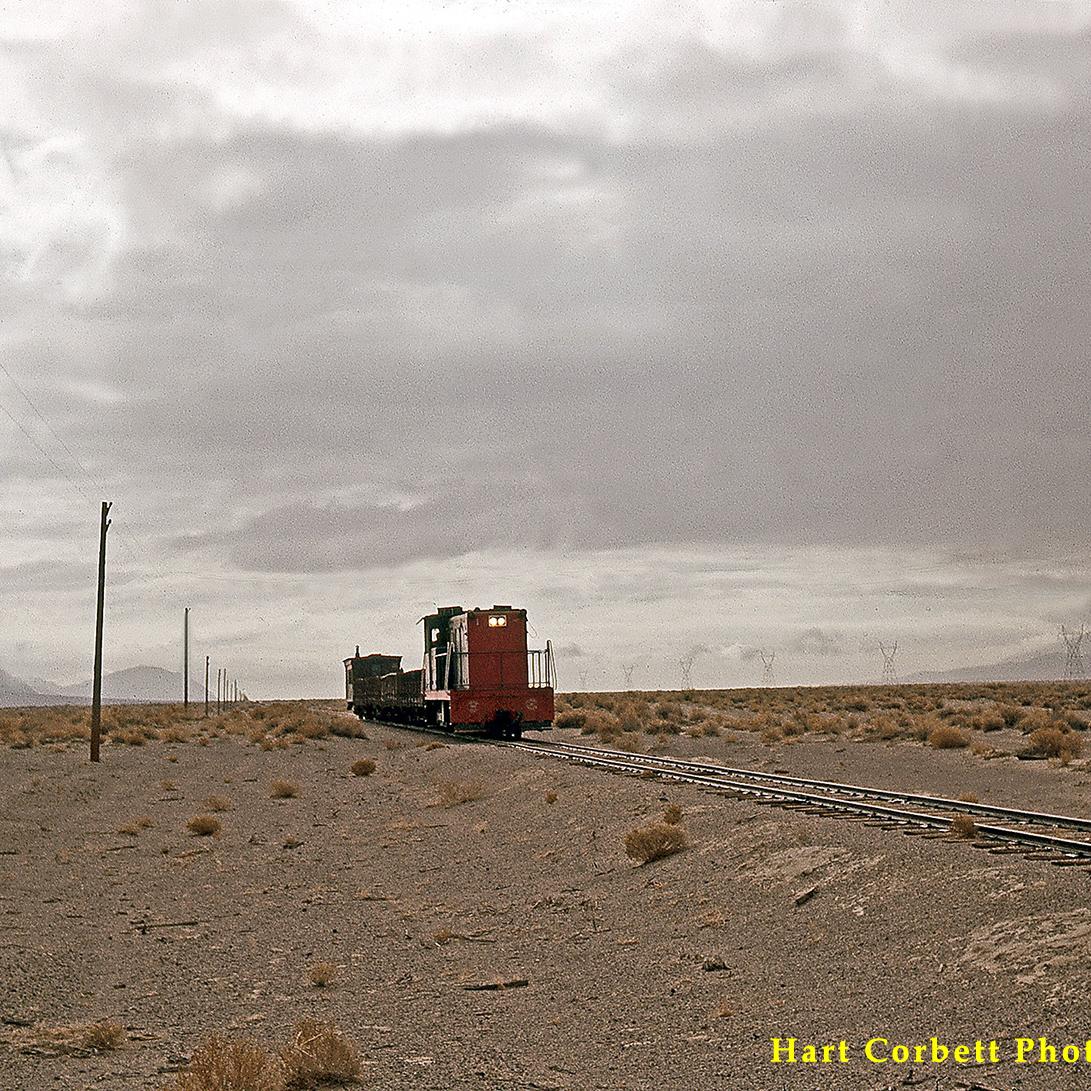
[345,604,556,738]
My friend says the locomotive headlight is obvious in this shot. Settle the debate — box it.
[488,615,507,626]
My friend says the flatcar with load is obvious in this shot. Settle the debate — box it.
[344,604,555,738]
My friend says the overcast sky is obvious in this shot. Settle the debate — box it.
[2,0,1089,696]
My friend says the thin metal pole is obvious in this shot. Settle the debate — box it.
[204,656,210,718]
[183,607,189,708]
[90,501,112,763]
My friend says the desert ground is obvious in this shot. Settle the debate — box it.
[1,686,1090,1090]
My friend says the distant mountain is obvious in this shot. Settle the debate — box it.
[908,648,1070,684]
[0,666,47,706]
[57,665,207,703]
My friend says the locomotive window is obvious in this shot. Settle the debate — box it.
[488,616,507,627]
[431,628,440,642]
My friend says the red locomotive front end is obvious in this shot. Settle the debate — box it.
[423,605,555,737]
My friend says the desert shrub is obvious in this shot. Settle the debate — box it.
[308,961,337,988]
[118,815,154,836]
[544,790,558,804]
[112,726,151,746]
[187,814,221,837]
[1022,727,1083,761]
[435,780,486,807]
[950,814,977,839]
[971,711,1005,733]
[928,726,969,750]
[580,709,621,740]
[270,780,299,799]
[624,820,688,864]
[1061,711,1089,731]
[662,803,683,825]
[330,719,367,739]
[997,704,1023,728]
[280,1018,361,1089]
[293,718,329,740]
[350,758,376,777]
[554,710,586,731]
[205,796,233,812]
[168,1033,285,1091]
[1017,708,1056,734]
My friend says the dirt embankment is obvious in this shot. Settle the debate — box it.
[2,718,1090,1090]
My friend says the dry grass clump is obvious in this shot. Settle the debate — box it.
[928,725,970,749]
[14,1019,126,1056]
[350,758,376,777]
[166,1020,362,1091]
[205,795,233,812]
[435,780,487,807]
[308,961,337,988]
[118,815,155,836]
[544,789,558,804]
[624,820,688,864]
[166,1032,286,1091]
[270,779,300,799]
[186,814,221,837]
[280,1018,362,1088]
[662,803,684,825]
[950,814,977,839]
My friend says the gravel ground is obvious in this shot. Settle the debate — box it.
[2,717,1090,1090]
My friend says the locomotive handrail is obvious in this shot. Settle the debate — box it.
[434,648,555,689]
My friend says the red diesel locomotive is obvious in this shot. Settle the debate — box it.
[344,605,556,738]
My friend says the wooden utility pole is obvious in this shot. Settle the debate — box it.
[183,607,189,708]
[216,668,222,713]
[89,501,112,763]
[204,656,210,718]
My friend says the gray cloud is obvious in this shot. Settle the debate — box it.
[3,2,1090,692]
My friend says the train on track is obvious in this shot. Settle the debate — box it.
[344,604,556,738]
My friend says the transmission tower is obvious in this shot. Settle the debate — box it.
[759,650,776,687]
[679,655,695,691]
[1062,624,1087,680]
[878,641,898,685]
[622,664,635,689]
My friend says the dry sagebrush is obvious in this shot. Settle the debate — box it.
[624,820,689,864]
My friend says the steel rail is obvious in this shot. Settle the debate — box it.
[515,737,1091,833]
[499,738,1091,861]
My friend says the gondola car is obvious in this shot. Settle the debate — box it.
[344,605,555,738]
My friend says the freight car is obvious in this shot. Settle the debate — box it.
[344,605,556,738]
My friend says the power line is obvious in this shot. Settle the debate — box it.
[0,395,91,503]
[0,361,106,495]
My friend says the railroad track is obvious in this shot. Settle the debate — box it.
[500,736,1091,867]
